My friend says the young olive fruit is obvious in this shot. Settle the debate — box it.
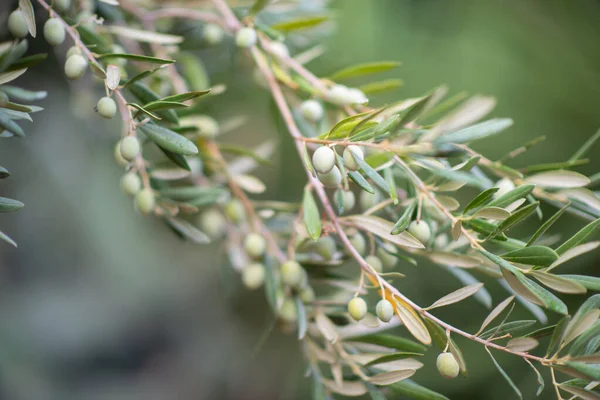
[64,54,88,80]
[242,263,265,290]
[281,260,303,288]
[335,189,355,213]
[119,136,140,162]
[97,96,117,119]
[436,352,460,379]
[135,188,155,214]
[299,286,315,303]
[376,299,394,323]
[435,234,449,249]
[120,172,141,196]
[114,141,129,166]
[317,165,342,188]
[224,199,245,223]
[347,88,368,105]
[312,146,335,174]
[270,41,289,58]
[494,178,515,198]
[408,220,432,245]
[315,236,336,260]
[347,297,367,321]
[359,189,381,211]
[279,298,297,323]
[44,18,66,46]
[300,100,324,122]
[203,23,224,45]
[8,10,29,39]
[235,27,257,48]
[342,145,363,171]
[193,115,220,139]
[376,242,398,269]
[198,208,226,239]
[66,45,81,58]
[365,255,383,273]
[348,233,366,256]
[244,232,266,258]
[326,84,352,106]
[54,0,71,12]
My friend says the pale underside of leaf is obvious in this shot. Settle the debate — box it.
[425,283,484,310]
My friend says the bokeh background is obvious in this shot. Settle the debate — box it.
[1,0,600,399]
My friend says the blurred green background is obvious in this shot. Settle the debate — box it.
[1,0,599,399]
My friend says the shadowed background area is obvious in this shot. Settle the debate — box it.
[0,0,599,399]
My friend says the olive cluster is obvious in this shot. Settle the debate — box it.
[346,296,395,324]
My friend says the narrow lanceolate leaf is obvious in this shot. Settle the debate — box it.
[546,316,571,357]
[271,15,329,32]
[473,207,511,220]
[105,64,120,90]
[344,334,427,353]
[571,128,600,162]
[303,189,321,241]
[525,170,591,188]
[359,79,404,95]
[353,154,390,194]
[476,296,515,335]
[561,188,600,213]
[501,246,558,267]
[140,124,198,155]
[480,320,537,340]
[423,318,467,375]
[295,297,307,340]
[391,200,416,235]
[19,0,36,37]
[96,53,176,64]
[491,202,539,237]
[394,300,431,345]
[463,188,498,214]
[559,385,600,400]
[559,275,600,291]
[529,270,587,294]
[368,370,415,386]
[428,252,480,268]
[348,171,374,194]
[321,379,367,397]
[435,118,513,145]
[233,175,266,194]
[506,337,538,352]
[384,168,398,205]
[425,283,483,310]
[563,309,600,346]
[364,352,424,366]
[166,217,210,244]
[248,0,271,16]
[388,380,450,400]
[0,69,27,86]
[487,184,535,209]
[0,230,17,247]
[527,202,570,246]
[346,215,424,249]
[564,362,600,381]
[548,241,600,271]
[436,195,459,211]
[0,112,25,137]
[556,218,600,256]
[315,311,338,343]
[485,348,523,399]
[0,197,24,212]
[330,61,401,81]
[104,26,184,44]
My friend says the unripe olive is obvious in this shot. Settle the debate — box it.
[347,87,368,105]
[317,165,342,188]
[281,260,303,288]
[203,23,224,45]
[235,27,257,48]
[244,232,266,258]
[270,41,289,58]
[300,99,324,122]
[376,242,398,269]
[299,286,315,303]
[44,18,66,46]
[342,145,363,171]
[326,84,352,106]
[97,96,117,119]
[376,299,394,323]
[435,234,449,249]
[242,263,265,290]
[198,208,226,239]
[54,0,71,12]
[119,136,140,162]
[365,255,383,273]
[279,298,297,323]
[120,172,141,196]
[494,178,515,198]
[436,352,460,379]
[312,146,335,174]
[348,297,367,321]
[315,236,336,260]
[8,10,29,39]
[193,115,219,139]
[408,220,432,244]
[348,233,366,256]
[335,189,355,213]
[224,199,245,223]
[66,45,81,58]
[114,141,129,166]
[64,54,88,80]
[359,189,381,211]
[135,188,155,214]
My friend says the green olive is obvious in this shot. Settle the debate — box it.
[408,220,431,245]
[64,54,88,80]
[120,172,141,196]
[224,199,245,223]
[300,100,324,122]
[281,260,303,288]
[376,299,394,323]
[312,146,335,174]
[8,10,29,39]
[348,233,366,256]
[279,298,297,323]
[315,236,336,260]
[342,145,363,171]
[198,208,226,239]
[235,27,257,48]
[204,24,224,45]
[376,242,398,269]
[119,136,140,162]
[335,189,355,214]
[347,297,367,321]
[317,165,342,188]
[43,18,66,46]
[365,255,383,273]
[97,96,117,119]
[436,352,460,379]
[244,232,266,258]
[135,188,155,214]
[242,263,265,290]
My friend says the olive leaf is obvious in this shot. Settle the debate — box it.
[303,188,322,241]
